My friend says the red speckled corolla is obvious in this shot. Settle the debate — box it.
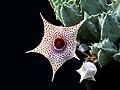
[26,13,85,81]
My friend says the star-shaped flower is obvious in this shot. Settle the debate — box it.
[26,13,84,81]
[76,62,97,83]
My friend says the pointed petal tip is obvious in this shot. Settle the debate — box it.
[87,76,96,81]
[40,12,45,22]
[76,69,79,73]
[74,54,80,60]
[40,12,44,19]
[51,71,56,82]
[51,77,54,82]
[80,80,82,83]
[39,12,54,27]
[25,49,35,53]
[79,76,84,83]
[25,51,31,53]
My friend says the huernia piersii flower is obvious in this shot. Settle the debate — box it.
[26,13,85,81]
[76,62,97,83]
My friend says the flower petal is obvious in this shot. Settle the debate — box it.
[26,13,85,81]
[76,62,97,82]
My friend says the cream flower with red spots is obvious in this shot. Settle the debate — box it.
[26,13,84,81]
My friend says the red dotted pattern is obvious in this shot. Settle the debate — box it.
[26,13,84,80]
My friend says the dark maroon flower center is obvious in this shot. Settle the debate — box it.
[54,38,65,49]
